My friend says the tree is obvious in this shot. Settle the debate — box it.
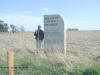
[0,20,8,32]
[3,23,8,32]
[10,25,17,33]
[20,25,25,32]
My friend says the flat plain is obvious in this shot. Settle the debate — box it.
[0,31,100,68]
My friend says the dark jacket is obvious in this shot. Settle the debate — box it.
[34,29,44,41]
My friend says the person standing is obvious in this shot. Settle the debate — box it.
[34,25,44,48]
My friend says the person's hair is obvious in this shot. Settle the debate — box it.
[38,25,41,28]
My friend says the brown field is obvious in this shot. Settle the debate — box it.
[0,31,100,68]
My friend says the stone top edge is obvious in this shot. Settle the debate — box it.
[44,14,64,17]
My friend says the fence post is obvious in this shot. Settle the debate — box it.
[8,51,14,75]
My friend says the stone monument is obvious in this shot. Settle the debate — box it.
[44,14,66,53]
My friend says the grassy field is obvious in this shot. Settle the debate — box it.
[0,31,100,75]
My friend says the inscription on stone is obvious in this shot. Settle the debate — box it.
[44,14,66,53]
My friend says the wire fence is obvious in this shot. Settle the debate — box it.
[0,66,67,75]
[0,51,67,75]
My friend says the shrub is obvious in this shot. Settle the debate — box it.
[83,66,100,75]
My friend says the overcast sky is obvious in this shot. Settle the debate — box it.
[0,0,100,31]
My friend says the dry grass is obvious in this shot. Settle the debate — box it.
[0,31,100,69]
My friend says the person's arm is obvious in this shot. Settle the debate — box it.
[41,31,44,40]
[34,30,37,36]
[43,31,44,39]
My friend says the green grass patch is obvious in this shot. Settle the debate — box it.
[0,57,100,75]
[13,57,67,75]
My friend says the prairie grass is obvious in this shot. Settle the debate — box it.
[0,31,100,75]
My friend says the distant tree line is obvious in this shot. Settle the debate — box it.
[0,20,25,33]
[67,28,79,31]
